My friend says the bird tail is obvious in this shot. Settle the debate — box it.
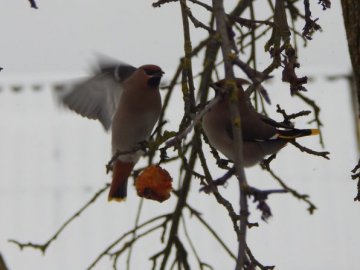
[277,128,319,139]
[108,160,134,202]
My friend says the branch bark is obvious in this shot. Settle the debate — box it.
[0,253,8,270]
[341,0,360,114]
[28,0,38,9]
[212,1,249,269]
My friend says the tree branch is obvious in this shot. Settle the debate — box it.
[9,183,110,254]
[0,253,9,270]
[28,0,38,9]
[351,159,360,202]
[212,0,249,268]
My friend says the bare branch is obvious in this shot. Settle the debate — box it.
[290,141,330,160]
[302,0,322,39]
[0,253,9,270]
[185,205,237,261]
[296,93,325,146]
[28,0,38,9]
[200,167,235,193]
[246,186,288,222]
[9,183,110,254]
[181,216,214,270]
[87,214,171,269]
[212,0,249,268]
[152,0,178,8]
[126,198,144,270]
[276,104,311,125]
[262,166,317,214]
[165,95,221,148]
[351,159,360,202]
[11,1,336,269]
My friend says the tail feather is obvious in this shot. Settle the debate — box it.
[277,128,319,139]
[108,160,134,202]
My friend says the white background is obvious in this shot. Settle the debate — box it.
[0,1,359,270]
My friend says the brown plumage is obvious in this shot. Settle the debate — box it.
[109,65,163,201]
[62,60,163,201]
[202,79,319,166]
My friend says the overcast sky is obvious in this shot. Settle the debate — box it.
[0,0,351,77]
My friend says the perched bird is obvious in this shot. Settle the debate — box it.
[62,59,163,201]
[202,79,319,167]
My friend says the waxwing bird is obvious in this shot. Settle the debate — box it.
[62,59,163,201]
[202,79,319,167]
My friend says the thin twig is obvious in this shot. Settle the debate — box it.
[184,6,214,32]
[246,186,288,221]
[351,159,360,202]
[200,167,235,193]
[276,104,311,125]
[302,0,321,39]
[262,166,317,214]
[188,0,212,11]
[9,183,110,254]
[28,0,38,9]
[181,216,214,270]
[110,224,165,269]
[196,127,241,238]
[246,245,275,270]
[165,95,221,147]
[173,236,191,270]
[0,253,9,270]
[158,137,198,270]
[152,0,178,8]
[212,0,249,268]
[290,141,330,160]
[185,205,237,261]
[87,214,171,270]
[296,92,325,146]
[126,198,144,270]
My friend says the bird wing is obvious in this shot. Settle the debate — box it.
[62,63,137,131]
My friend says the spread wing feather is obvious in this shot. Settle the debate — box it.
[62,62,136,131]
